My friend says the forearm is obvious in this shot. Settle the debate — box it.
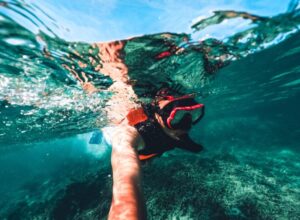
[108,126,146,220]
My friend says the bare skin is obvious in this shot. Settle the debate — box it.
[108,119,146,220]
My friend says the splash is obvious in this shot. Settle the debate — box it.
[191,8,300,57]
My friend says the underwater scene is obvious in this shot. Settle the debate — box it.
[0,0,300,219]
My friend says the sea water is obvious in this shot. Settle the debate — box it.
[0,0,300,219]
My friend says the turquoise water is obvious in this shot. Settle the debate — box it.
[0,0,300,219]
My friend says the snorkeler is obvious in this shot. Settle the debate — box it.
[108,91,205,219]
[76,39,204,219]
[126,92,205,161]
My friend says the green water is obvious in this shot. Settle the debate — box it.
[0,0,300,219]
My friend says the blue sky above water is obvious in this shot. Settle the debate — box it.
[6,0,292,42]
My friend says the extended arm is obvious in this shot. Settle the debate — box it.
[108,124,146,220]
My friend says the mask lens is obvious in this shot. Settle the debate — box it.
[171,110,189,126]
[191,108,203,122]
[170,107,203,128]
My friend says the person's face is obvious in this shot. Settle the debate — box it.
[156,99,191,138]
